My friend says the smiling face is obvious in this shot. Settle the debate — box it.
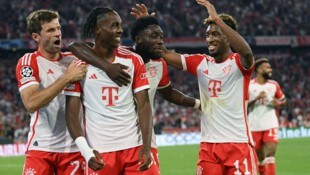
[205,24,230,60]
[136,24,164,61]
[95,11,123,49]
[32,18,62,56]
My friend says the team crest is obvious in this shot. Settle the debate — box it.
[24,168,36,175]
[149,67,157,77]
[20,66,33,77]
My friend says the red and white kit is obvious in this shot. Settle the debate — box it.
[181,53,257,175]
[248,79,285,147]
[64,47,159,175]
[16,51,84,175]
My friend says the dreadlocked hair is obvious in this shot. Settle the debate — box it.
[204,13,238,31]
[82,7,114,39]
[130,16,159,41]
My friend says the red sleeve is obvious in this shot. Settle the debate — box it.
[158,59,171,88]
[234,53,254,77]
[181,54,205,76]
[274,82,285,99]
[15,53,39,91]
[132,54,149,93]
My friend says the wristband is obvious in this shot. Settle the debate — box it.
[75,137,95,163]
[194,99,201,109]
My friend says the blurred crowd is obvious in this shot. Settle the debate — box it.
[0,48,309,142]
[0,0,308,39]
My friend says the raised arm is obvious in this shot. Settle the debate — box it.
[20,61,86,113]
[197,0,254,69]
[158,84,200,108]
[68,42,131,86]
[134,89,153,171]
[65,95,104,171]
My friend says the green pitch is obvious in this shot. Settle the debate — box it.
[1,137,310,174]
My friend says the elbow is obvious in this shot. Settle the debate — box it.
[68,42,81,52]
[24,103,39,113]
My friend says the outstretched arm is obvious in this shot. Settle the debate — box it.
[158,84,200,108]
[134,90,153,171]
[196,0,254,69]
[68,42,131,86]
[66,96,104,171]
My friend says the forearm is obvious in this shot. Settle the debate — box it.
[138,104,152,148]
[214,18,253,68]
[136,91,152,149]
[68,42,108,71]
[162,88,197,107]
[65,96,84,140]
[23,76,71,113]
[161,48,183,70]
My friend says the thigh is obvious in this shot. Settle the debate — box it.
[56,152,85,175]
[196,142,223,175]
[23,150,55,175]
[86,152,121,175]
[262,128,278,143]
[123,146,160,175]
[252,131,263,150]
[223,143,257,175]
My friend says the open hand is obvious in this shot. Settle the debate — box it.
[106,63,131,86]
[130,4,156,19]
[196,0,219,21]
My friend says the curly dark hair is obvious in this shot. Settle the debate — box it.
[130,16,159,41]
[204,13,238,31]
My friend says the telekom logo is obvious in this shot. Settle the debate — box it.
[102,87,119,106]
[208,80,222,97]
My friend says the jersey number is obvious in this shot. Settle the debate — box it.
[70,160,80,175]
[234,158,251,175]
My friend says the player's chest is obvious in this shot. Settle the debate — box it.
[145,62,163,87]
[251,84,276,97]
[197,62,239,86]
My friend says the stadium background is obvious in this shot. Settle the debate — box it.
[0,0,309,174]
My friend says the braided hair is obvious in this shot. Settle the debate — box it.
[82,7,114,39]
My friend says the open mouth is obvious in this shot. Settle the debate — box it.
[54,39,61,46]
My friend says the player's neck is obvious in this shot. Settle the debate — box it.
[256,75,267,84]
[213,50,232,63]
[38,48,60,61]
[93,45,115,62]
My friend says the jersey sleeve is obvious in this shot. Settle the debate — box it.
[181,54,205,76]
[63,60,85,97]
[132,54,150,93]
[274,82,285,99]
[157,59,171,89]
[15,53,39,92]
[63,82,82,97]
[234,53,254,77]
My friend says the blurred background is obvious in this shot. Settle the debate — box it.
[0,0,309,147]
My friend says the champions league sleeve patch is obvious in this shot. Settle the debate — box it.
[20,66,33,77]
